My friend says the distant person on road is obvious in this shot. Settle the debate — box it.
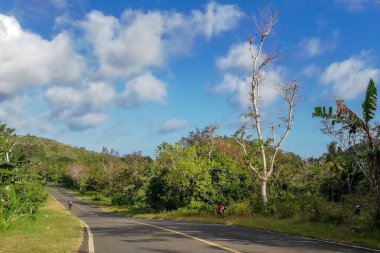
[68,201,73,210]
[216,204,225,217]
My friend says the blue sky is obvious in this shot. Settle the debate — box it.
[0,0,379,158]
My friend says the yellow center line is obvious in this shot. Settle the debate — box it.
[126,220,241,253]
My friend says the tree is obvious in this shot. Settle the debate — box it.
[322,142,345,201]
[180,124,219,160]
[233,9,299,205]
[147,142,215,211]
[67,163,87,190]
[313,79,380,224]
[0,123,47,228]
[0,123,15,164]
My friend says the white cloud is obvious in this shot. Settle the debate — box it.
[80,3,242,79]
[120,73,167,107]
[81,10,165,78]
[216,43,252,71]
[50,0,67,9]
[46,82,116,130]
[302,64,320,77]
[214,69,282,109]
[69,113,107,131]
[0,3,243,131]
[0,95,26,125]
[192,1,243,39]
[320,53,380,100]
[298,32,338,58]
[214,43,284,109]
[336,0,371,11]
[159,118,189,134]
[300,38,322,57]
[0,14,84,98]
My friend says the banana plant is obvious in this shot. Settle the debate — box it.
[313,79,377,149]
[313,79,380,220]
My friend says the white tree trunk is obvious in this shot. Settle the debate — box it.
[261,178,268,206]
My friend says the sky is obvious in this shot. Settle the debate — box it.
[0,0,379,158]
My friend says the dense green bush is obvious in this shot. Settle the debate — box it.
[0,180,47,229]
[228,201,252,216]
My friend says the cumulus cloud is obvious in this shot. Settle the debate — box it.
[216,43,252,71]
[69,113,107,131]
[0,95,26,125]
[214,70,282,109]
[80,2,242,79]
[0,14,84,99]
[159,118,189,134]
[298,32,339,58]
[299,38,322,57]
[120,73,167,107]
[192,1,243,39]
[302,64,320,77]
[214,43,284,109]
[0,3,243,131]
[46,82,116,130]
[320,53,380,100]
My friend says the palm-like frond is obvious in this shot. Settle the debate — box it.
[362,79,377,123]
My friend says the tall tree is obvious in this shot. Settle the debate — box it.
[233,9,299,205]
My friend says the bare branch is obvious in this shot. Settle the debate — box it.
[275,80,299,150]
[249,163,263,180]
[254,8,280,39]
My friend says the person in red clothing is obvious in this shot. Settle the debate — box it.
[216,204,225,216]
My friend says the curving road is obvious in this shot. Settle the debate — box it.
[48,188,379,253]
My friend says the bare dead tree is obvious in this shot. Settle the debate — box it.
[234,9,299,206]
[67,163,87,189]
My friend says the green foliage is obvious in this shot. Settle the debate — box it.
[362,79,377,123]
[0,177,47,229]
[147,143,215,211]
[312,106,333,118]
[146,140,255,212]
[228,201,253,216]
[0,124,48,229]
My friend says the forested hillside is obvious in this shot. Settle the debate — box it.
[6,126,377,228]
[1,114,380,249]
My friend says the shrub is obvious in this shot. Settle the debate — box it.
[228,201,252,216]
[298,194,349,225]
[0,180,47,229]
[249,192,264,214]
[276,201,299,219]
[188,199,210,213]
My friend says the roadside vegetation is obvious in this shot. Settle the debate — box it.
[1,7,380,252]
[0,195,82,253]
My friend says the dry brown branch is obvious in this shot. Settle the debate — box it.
[254,8,280,38]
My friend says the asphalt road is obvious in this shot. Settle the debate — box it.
[48,188,379,253]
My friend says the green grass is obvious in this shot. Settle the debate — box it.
[68,189,380,250]
[0,195,83,253]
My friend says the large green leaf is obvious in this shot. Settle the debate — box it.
[362,79,377,123]
[312,106,333,118]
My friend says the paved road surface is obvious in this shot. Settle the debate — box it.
[48,188,379,253]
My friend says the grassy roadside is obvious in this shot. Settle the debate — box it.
[0,195,83,253]
[69,189,380,250]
